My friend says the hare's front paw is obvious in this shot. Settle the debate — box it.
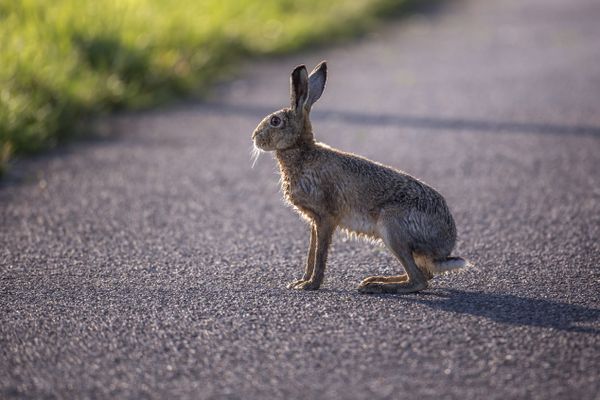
[287,279,308,289]
[288,279,320,290]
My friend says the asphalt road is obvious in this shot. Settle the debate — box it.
[2,0,600,398]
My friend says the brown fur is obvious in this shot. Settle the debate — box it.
[252,62,468,294]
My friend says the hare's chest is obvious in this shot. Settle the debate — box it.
[282,172,324,208]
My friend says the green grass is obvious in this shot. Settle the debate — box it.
[0,0,416,172]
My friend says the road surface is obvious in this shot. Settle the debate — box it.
[1,0,599,398]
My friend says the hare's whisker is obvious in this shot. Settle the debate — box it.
[250,145,263,168]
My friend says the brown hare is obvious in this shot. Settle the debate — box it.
[252,61,468,294]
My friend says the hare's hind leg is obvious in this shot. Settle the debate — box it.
[359,274,408,286]
[358,211,428,294]
[358,249,427,294]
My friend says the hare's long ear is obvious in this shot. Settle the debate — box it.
[290,65,309,114]
[307,61,327,108]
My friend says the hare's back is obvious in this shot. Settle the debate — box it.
[323,145,452,217]
[323,147,438,206]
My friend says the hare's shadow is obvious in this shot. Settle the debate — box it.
[394,288,600,334]
[319,287,600,334]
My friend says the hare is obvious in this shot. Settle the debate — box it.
[251,61,468,294]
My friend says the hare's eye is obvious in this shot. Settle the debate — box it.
[269,115,282,127]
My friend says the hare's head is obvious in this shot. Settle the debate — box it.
[252,61,327,151]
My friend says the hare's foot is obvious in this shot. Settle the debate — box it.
[287,279,308,289]
[288,279,321,290]
[359,274,408,286]
[358,280,427,294]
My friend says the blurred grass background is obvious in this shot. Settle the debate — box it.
[0,0,418,172]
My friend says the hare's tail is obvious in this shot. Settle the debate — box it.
[415,254,471,276]
[431,257,471,274]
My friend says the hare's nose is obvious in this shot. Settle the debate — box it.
[251,129,260,140]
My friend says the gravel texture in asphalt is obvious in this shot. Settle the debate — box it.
[1,0,600,398]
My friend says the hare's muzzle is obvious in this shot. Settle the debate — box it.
[252,125,263,140]
[252,128,266,148]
